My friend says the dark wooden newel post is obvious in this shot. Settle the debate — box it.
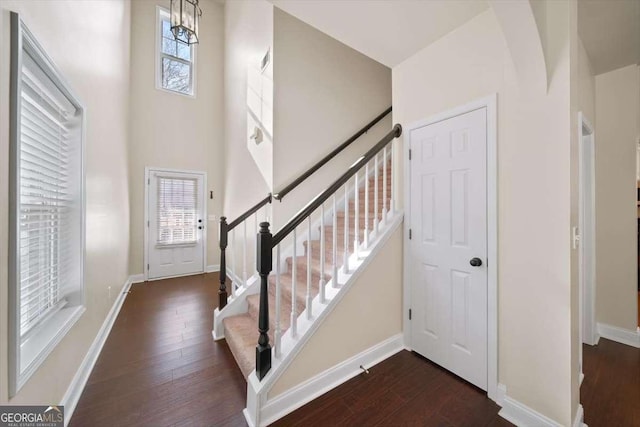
[218,216,228,309]
[256,222,272,380]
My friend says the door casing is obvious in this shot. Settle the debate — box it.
[144,167,208,281]
[578,112,597,351]
[402,94,498,402]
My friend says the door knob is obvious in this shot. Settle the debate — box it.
[470,257,482,267]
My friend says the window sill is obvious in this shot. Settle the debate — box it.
[154,84,196,99]
[18,305,85,390]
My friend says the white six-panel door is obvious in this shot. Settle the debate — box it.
[147,169,205,280]
[409,108,488,390]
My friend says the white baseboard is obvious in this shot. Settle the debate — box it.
[597,322,640,348]
[259,334,404,426]
[206,264,220,273]
[573,404,586,427]
[60,275,134,426]
[498,383,563,427]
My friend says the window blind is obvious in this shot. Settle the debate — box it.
[18,51,77,340]
[157,177,198,245]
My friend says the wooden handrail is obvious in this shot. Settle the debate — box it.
[272,107,392,201]
[272,124,402,246]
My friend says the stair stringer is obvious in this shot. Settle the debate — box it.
[243,211,404,427]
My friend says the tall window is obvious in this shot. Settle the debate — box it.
[157,7,195,96]
[9,13,85,395]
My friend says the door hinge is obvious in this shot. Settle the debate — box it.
[147,178,150,185]
[409,229,412,239]
[147,263,149,270]
[409,149,412,160]
[147,220,149,227]
[409,309,412,320]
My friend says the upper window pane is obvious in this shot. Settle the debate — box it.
[162,37,177,56]
[176,42,191,61]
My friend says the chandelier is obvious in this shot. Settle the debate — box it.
[170,0,202,45]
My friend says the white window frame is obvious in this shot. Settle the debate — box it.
[155,6,197,97]
[8,12,86,396]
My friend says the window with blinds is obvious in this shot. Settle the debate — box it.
[10,13,85,395]
[157,177,199,245]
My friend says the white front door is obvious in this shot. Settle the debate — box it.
[147,169,205,280]
[409,108,488,390]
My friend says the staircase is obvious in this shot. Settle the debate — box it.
[223,161,392,378]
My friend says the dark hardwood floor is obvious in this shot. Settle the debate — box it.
[582,338,640,427]
[69,273,247,427]
[273,351,511,427]
[69,272,640,427]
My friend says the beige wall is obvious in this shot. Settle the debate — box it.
[223,0,273,220]
[271,8,392,230]
[269,225,403,398]
[0,0,131,404]
[594,64,640,331]
[128,0,224,275]
[392,6,574,425]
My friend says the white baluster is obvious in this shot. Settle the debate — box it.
[364,161,369,249]
[332,195,338,288]
[243,220,248,286]
[306,217,313,320]
[389,144,395,217]
[343,183,350,273]
[275,244,282,358]
[291,228,298,338]
[319,204,326,303]
[383,144,388,223]
[374,153,379,236]
[354,170,359,259]
[231,228,237,297]
[254,212,258,275]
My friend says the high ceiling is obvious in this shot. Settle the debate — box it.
[578,0,640,75]
[269,0,489,67]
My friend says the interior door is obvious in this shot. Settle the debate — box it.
[147,169,205,280]
[409,108,488,390]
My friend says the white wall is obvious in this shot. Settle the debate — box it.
[0,0,131,404]
[271,8,392,230]
[128,0,224,275]
[594,64,640,331]
[393,5,574,425]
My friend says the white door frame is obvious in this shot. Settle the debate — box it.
[402,94,498,402]
[144,167,208,281]
[578,113,597,348]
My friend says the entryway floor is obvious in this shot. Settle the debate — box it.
[69,272,247,427]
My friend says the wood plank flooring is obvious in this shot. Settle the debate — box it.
[273,351,511,427]
[68,271,640,427]
[69,273,247,427]
[582,338,640,427]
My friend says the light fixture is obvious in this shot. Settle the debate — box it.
[170,0,202,46]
